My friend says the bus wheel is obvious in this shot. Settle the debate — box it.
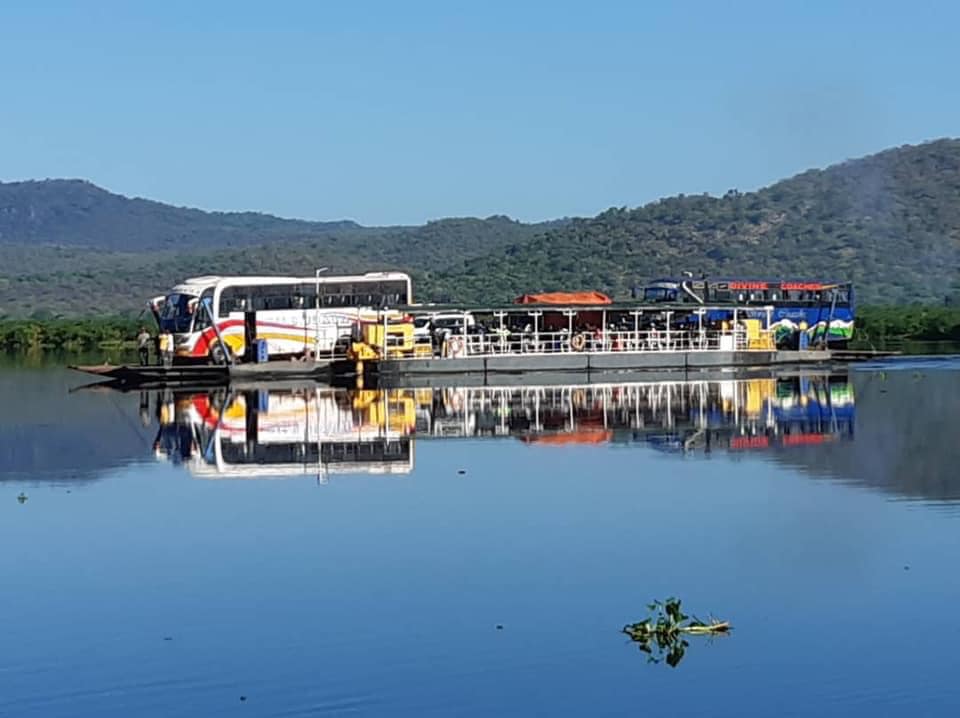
[210,344,232,365]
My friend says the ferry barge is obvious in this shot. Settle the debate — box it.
[72,272,874,387]
[348,290,839,381]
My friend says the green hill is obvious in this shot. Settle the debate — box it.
[426,139,960,304]
[0,178,362,250]
[1,139,959,316]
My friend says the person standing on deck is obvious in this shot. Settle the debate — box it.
[136,326,152,366]
[159,332,174,367]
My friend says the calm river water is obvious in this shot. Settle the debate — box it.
[2,358,959,717]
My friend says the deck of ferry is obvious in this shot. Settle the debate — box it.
[364,300,836,379]
[70,300,878,388]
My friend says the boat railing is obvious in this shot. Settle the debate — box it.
[432,327,750,358]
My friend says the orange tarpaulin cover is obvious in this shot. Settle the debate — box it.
[521,430,613,446]
[514,291,612,305]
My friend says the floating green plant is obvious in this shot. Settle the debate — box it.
[623,598,730,667]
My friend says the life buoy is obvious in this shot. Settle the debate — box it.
[570,333,587,352]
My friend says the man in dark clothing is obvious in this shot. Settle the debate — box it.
[137,327,152,366]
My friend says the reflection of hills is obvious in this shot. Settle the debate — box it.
[0,369,155,482]
[773,368,960,502]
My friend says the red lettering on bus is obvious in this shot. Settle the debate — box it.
[729,282,769,290]
[781,282,824,291]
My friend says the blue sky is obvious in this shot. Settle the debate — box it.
[1,1,958,225]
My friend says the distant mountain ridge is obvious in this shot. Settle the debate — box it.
[1,139,959,315]
[0,179,362,251]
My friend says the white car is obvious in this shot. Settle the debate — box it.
[414,312,476,338]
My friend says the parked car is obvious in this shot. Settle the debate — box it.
[412,312,477,353]
[413,312,475,337]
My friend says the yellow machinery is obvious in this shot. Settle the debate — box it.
[744,378,777,415]
[349,321,431,361]
[350,321,412,360]
[721,377,777,416]
[351,389,417,433]
[743,319,775,350]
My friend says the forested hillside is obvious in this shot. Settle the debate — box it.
[0,179,361,250]
[2,139,959,316]
[0,215,550,315]
[426,139,960,304]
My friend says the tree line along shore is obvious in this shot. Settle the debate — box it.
[1,306,958,353]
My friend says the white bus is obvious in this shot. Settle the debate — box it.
[150,272,412,362]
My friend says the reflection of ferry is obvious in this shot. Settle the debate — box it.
[155,372,854,478]
[414,374,854,455]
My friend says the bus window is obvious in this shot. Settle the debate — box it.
[643,287,676,302]
[194,290,213,331]
[321,281,349,307]
[379,280,406,306]
[159,293,197,333]
[218,286,245,315]
[246,286,264,311]
[252,284,297,311]
[298,283,319,307]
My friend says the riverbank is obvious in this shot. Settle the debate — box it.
[854,305,960,344]
[0,317,140,352]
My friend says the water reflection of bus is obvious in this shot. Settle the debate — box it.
[156,387,417,479]
[154,372,854,478]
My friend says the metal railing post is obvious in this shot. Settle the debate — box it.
[314,267,327,361]
[630,310,642,351]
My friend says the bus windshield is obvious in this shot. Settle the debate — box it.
[159,293,198,333]
[644,287,677,302]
